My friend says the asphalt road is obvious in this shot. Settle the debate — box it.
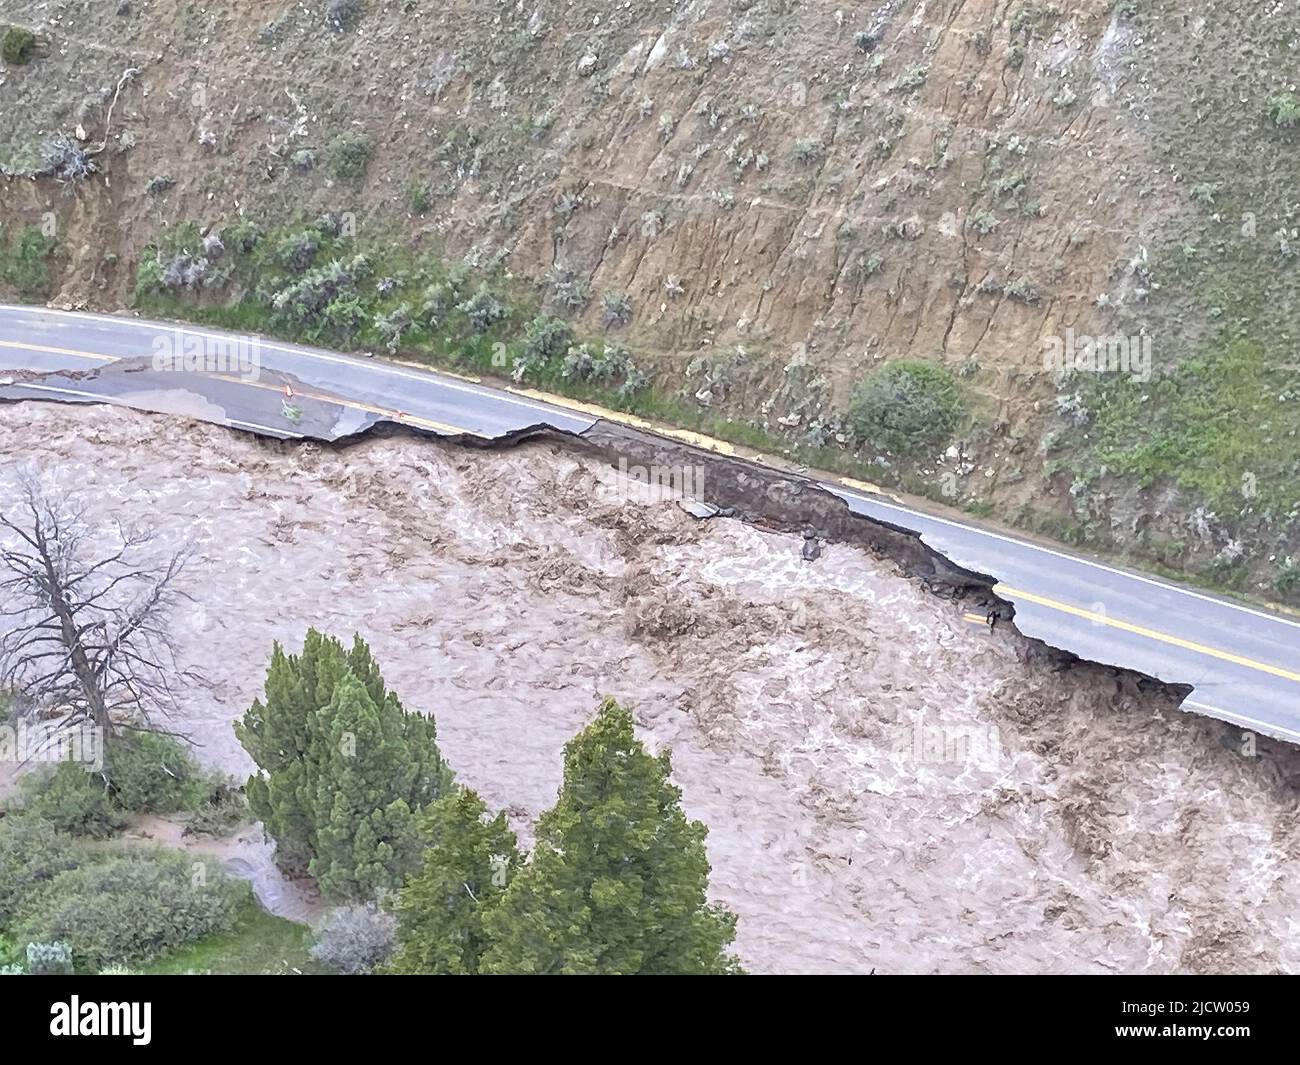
[2,304,1298,741]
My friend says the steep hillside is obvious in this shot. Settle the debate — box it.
[1,0,1297,602]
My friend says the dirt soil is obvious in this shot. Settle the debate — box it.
[2,399,1299,974]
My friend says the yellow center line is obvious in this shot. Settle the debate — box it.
[839,476,901,502]
[996,583,1300,685]
[505,386,738,454]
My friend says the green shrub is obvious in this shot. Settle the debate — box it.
[561,340,632,382]
[310,902,395,974]
[522,314,574,364]
[1267,93,1300,129]
[602,288,633,328]
[513,315,573,381]
[321,295,368,341]
[270,254,371,337]
[183,780,249,837]
[547,266,591,312]
[374,302,413,352]
[18,734,205,837]
[274,229,320,272]
[456,282,507,333]
[0,814,82,926]
[1275,561,1300,599]
[105,732,205,815]
[408,184,431,215]
[12,851,247,971]
[21,762,124,839]
[328,134,371,180]
[847,359,964,457]
[133,254,165,301]
[1,226,55,297]
[223,218,263,254]
[1,27,36,66]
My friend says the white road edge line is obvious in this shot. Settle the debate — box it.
[12,382,295,438]
[831,486,1300,636]
[1181,700,1300,743]
[14,383,131,401]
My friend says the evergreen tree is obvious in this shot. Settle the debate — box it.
[387,788,520,974]
[310,673,419,898]
[480,698,741,974]
[235,631,452,895]
[234,631,354,876]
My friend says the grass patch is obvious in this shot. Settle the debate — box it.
[1081,336,1300,516]
[141,899,320,975]
[0,225,56,297]
[1,26,36,66]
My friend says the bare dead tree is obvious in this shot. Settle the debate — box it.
[0,474,195,741]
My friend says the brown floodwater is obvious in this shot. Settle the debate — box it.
[1,402,1298,974]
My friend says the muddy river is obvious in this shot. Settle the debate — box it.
[1,402,1297,973]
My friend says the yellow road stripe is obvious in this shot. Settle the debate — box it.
[996,583,1300,685]
[505,386,738,454]
[839,476,901,502]
[0,339,119,362]
[963,612,987,625]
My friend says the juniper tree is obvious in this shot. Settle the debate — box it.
[234,631,354,876]
[480,698,741,975]
[387,787,520,975]
[235,631,452,893]
[309,672,437,899]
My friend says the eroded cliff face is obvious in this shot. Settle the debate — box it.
[1,1,1153,367]
[3,399,1300,974]
[2,0,1297,598]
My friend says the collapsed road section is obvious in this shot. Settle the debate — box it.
[0,304,1297,740]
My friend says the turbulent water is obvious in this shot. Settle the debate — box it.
[2,402,1298,974]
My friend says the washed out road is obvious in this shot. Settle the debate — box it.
[1,304,1297,741]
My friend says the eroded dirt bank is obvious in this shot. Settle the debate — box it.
[2,401,1299,974]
